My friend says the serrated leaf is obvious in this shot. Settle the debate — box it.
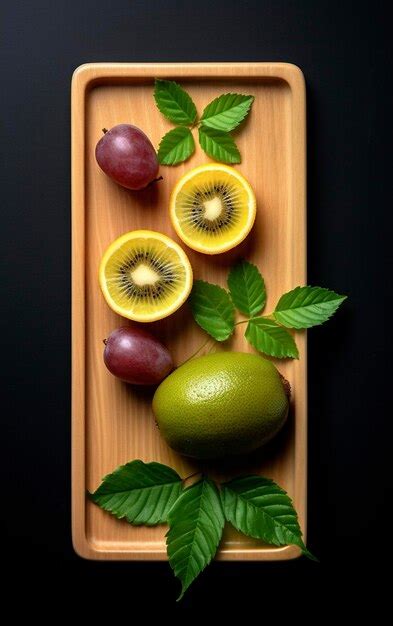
[221,475,316,560]
[245,317,299,358]
[154,79,197,125]
[227,260,266,317]
[167,478,225,600]
[157,127,195,165]
[201,93,254,131]
[198,126,241,164]
[189,280,235,341]
[90,460,182,525]
[274,286,347,329]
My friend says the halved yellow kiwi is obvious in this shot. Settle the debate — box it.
[99,230,193,322]
[170,163,256,254]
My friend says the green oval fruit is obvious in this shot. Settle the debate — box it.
[152,352,290,459]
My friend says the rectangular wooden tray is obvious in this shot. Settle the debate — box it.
[72,62,306,560]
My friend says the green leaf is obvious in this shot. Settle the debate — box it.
[198,126,241,164]
[245,317,299,358]
[227,260,266,317]
[157,127,195,165]
[201,93,254,131]
[189,280,235,341]
[154,79,197,125]
[221,475,316,560]
[274,286,347,329]
[167,478,225,600]
[90,460,182,525]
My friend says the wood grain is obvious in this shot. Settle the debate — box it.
[72,63,306,560]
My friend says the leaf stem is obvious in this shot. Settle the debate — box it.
[182,471,202,485]
[235,313,277,325]
[234,319,249,327]
[181,337,212,365]
[206,341,217,355]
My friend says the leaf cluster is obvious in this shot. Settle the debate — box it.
[189,260,346,358]
[154,79,254,165]
[91,460,316,600]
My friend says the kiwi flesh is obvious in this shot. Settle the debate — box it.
[182,179,242,235]
[118,251,176,302]
[107,242,184,309]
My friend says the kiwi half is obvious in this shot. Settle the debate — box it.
[99,231,193,322]
[170,164,256,254]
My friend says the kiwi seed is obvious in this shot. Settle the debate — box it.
[114,249,179,304]
[182,181,242,234]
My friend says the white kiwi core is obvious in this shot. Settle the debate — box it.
[131,264,160,286]
[203,196,223,221]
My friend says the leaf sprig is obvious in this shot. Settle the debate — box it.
[91,460,315,600]
[154,79,254,165]
[189,260,346,359]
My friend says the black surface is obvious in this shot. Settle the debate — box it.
[1,0,391,611]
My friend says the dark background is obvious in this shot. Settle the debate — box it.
[1,0,390,612]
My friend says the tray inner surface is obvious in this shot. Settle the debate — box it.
[78,71,304,557]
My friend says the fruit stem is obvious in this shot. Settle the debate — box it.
[102,128,108,134]
[103,338,108,345]
[147,175,163,188]
[279,374,291,399]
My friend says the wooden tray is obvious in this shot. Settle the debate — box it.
[72,62,306,560]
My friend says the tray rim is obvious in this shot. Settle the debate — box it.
[71,62,306,561]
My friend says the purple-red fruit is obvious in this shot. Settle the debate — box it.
[95,124,159,190]
[103,326,173,385]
